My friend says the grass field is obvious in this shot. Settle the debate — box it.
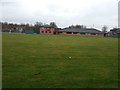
[2,33,118,88]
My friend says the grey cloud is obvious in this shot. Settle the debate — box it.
[1,0,118,30]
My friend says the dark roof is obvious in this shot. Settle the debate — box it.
[41,25,58,28]
[110,28,119,31]
[57,28,104,34]
[110,28,120,33]
[41,25,52,28]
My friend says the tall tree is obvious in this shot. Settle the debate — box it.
[102,25,108,33]
[34,22,43,30]
[50,22,58,28]
[35,22,43,26]
[68,25,86,29]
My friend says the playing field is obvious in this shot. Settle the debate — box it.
[2,33,118,88]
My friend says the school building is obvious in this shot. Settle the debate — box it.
[40,26,104,36]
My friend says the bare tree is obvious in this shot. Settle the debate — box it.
[34,22,43,30]
[35,22,43,26]
[68,25,86,29]
[102,25,108,33]
[50,22,58,28]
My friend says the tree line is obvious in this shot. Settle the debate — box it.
[1,21,109,33]
[1,22,58,32]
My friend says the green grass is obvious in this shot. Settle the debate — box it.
[2,33,118,88]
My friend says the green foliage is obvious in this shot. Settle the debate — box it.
[2,33,118,88]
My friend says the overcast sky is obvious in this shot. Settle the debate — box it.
[0,0,119,30]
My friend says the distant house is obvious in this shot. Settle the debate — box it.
[110,28,120,34]
[110,28,120,38]
[56,28,104,36]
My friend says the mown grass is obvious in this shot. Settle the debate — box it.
[2,33,118,88]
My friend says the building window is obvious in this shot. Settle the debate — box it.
[66,32,72,34]
[41,31,44,33]
[49,31,51,33]
[45,31,47,33]
[80,33,86,35]
[42,27,44,29]
[91,33,96,35]
[59,32,63,34]
[73,32,78,34]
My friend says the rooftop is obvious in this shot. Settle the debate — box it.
[57,28,104,34]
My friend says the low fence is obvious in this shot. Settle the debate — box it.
[113,34,120,38]
[2,30,40,34]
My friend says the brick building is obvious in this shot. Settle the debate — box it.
[40,26,104,36]
[40,26,57,35]
[110,28,120,34]
[109,28,120,38]
[57,28,104,36]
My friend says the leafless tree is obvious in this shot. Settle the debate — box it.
[102,25,108,33]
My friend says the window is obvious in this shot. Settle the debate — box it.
[80,33,85,35]
[49,31,51,33]
[91,33,96,35]
[73,32,78,34]
[66,32,72,34]
[41,31,44,33]
[45,31,47,33]
[59,32,63,34]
